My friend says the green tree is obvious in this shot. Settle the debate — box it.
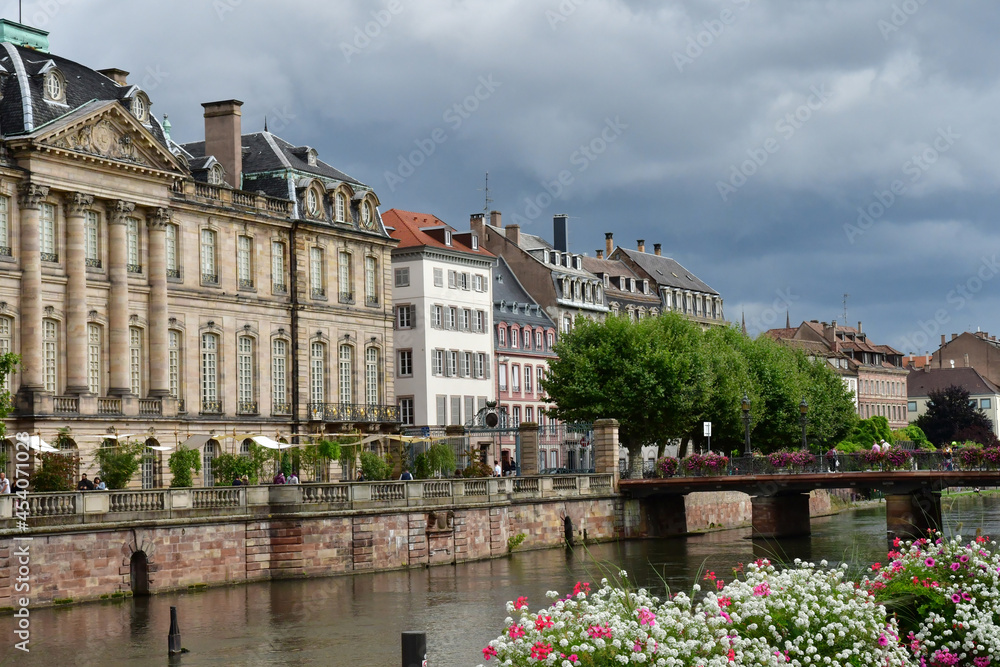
[94,439,145,489]
[32,451,78,492]
[916,385,995,447]
[168,447,202,487]
[695,326,756,455]
[213,442,272,485]
[542,313,710,475]
[0,352,19,437]
[837,416,893,452]
[359,450,391,480]
[795,353,857,451]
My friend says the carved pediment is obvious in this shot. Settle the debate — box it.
[30,101,182,174]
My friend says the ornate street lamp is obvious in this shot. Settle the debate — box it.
[741,394,752,455]
[799,398,808,450]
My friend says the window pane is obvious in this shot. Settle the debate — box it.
[43,319,57,392]
[87,323,101,394]
[201,334,218,405]
[237,236,252,285]
[168,330,180,399]
[238,336,254,405]
[365,347,378,405]
[273,339,287,407]
[201,230,216,276]
[40,203,55,255]
[165,224,177,272]
[129,327,142,395]
[311,342,325,403]
[85,211,99,261]
[339,345,352,403]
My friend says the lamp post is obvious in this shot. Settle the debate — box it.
[741,394,751,455]
[799,398,808,450]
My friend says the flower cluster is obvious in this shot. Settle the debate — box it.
[682,451,729,476]
[766,449,815,469]
[654,455,678,478]
[882,447,912,470]
[863,532,1000,666]
[479,562,912,666]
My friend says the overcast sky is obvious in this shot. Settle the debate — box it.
[13,0,1000,354]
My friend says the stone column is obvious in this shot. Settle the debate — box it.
[146,208,170,397]
[64,193,93,395]
[16,183,49,402]
[107,200,134,396]
[518,421,539,476]
[592,418,620,488]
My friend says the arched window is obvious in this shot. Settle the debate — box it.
[365,347,379,405]
[168,330,181,402]
[310,341,326,404]
[335,193,346,222]
[237,336,255,414]
[339,344,353,404]
[43,319,58,393]
[201,333,219,413]
[203,440,217,487]
[88,323,102,395]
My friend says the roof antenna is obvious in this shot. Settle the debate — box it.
[477,171,493,213]
[19,0,22,23]
[842,293,849,324]
[263,116,268,133]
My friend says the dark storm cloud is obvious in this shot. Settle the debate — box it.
[16,0,1000,348]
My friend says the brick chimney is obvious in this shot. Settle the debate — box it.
[595,249,603,259]
[952,333,958,341]
[637,239,645,253]
[605,233,613,256]
[470,212,485,237]
[506,224,521,247]
[654,243,662,256]
[490,210,502,228]
[202,99,243,188]
[857,321,862,333]
[97,68,129,85]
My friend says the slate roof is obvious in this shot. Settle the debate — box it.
[907,367,1000,398]
[494,256,557,329]
[181,132,364,186]
[0,42,169,146]
[613,247,718,295]
[385,209,495,259]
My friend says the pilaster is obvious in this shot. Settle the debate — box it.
[64,192,93,395]
[107,200,134,396]
[15,182,49,411]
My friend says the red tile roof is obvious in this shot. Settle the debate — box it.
[383,208,495,258]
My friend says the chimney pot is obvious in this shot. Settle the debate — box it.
[97,68,129,86]
[857,321,862,333]
[490,210,502,228]
[654,243,662,256]
[941,334,946,345]
[952,333,958,340]
[605,232,613,256]
[202,99,244,189]
[637,239,645,253]
[595,249,603,259]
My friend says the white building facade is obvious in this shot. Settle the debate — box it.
[385,210,496,428]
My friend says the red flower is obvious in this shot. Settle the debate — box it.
[530,642,553,659]
[482,645,498,660]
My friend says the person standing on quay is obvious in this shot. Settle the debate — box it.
[77,474,94,491]
[0,471,10,494]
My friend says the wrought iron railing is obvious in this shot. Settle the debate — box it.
[41,252,58,262]
[0,246,11,257]
[201,400,223,414]
[312,287,326,299]
[177,398,186,413]
[272,282,287,294]
[167,268,181,279]
[272,402,291,415]
[202,273,218,285]
[365,296,379,307]
[338,291,355,304]
[85,257,101,268]
[238,278,254,290]
[127,263,142,274]
[307,402,400,423]
[237,401,258,415]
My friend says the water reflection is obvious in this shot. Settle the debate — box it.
[2,494,999,666]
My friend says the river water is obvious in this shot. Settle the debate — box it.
[3,494,1000,666]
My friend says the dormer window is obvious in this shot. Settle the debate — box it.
[361,201,372,227]
[306,187,320,216]
[130,92,150,122]
[208,164,225,185]
[335,193,346,222]
[444,230,452,246]
[307,148,317,166]
[43,69,65,102]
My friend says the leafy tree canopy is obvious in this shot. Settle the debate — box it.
[915,385,996,447]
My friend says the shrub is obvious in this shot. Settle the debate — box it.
[94,440,145,489]
[32,452,78,492]
[168,447,202,488]
[462,459,492,478]
[654,455,678,478]
[359,450,392,481]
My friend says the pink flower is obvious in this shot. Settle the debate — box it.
[482,645,498,660]
[530,642,553,660]
[951,562,962,571]
[925,557,936,567]
[878,633,888,646]
[508,624,525,639]
[638,607,656,627]
[753,581,771,597]
[513,596,528,610]
[535,614,554,631]
[974,658,991,667]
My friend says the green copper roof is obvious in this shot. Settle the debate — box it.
[0,19,49,53]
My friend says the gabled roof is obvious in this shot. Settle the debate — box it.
[385,209,494,259]
[613,247,718,295]
[0,42,169,146]
[181,131,365,186]
[907,367,1000,398]
[493,256,556,329]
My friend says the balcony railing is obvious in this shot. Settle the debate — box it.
[138,398,162,416]
[54,396,80,414]
[167,268,181,279]
[85,257,101,268]
[272,282,287,294]
[366,296,380,307]
[311,287,326,299]
[338,291,355,304]
[41,252,58,262]
[0,246,11,257]
[238,278,254,290]
[127,263,142,274]
[237,401,258,415]
[97,397,122,415]
[177,398,186,413]
[201,400,223,415]
[232,191,255,207]
[202,273,219,285]
[307,402,400,423]
[272,402,291,416]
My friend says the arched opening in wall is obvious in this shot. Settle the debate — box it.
[142,439,161,489]
[129,550,150,596]
[564,516,574,546]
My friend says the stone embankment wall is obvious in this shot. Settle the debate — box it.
[0,497,624,609]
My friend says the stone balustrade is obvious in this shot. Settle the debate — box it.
[0,474,616,532]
